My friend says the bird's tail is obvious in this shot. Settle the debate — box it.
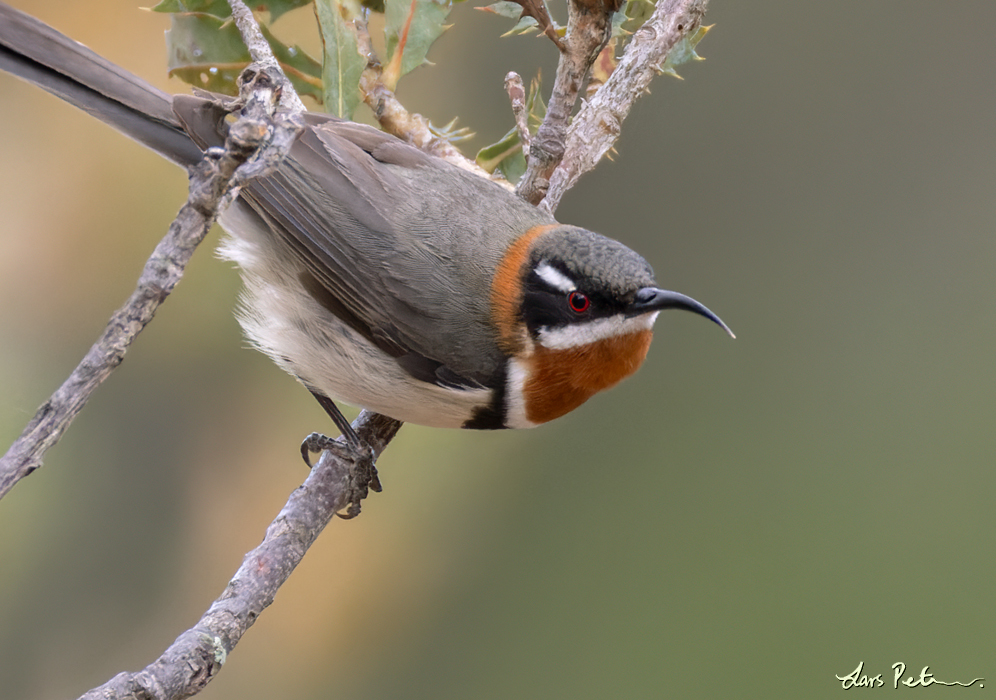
[0,2,202,166]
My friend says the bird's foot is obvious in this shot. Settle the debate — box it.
[301,432,381,519]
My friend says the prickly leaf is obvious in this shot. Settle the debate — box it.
[315,0,365,118]
[476,127,525,181]
[154,0,310,20]
[166,12,322,101]
[153,0,231,17]
[660,24,710,78]
[383,0,452,89]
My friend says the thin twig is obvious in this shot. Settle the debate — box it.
[508,0,565,50]
[76,410,403,700]
[46,5,400,697]
[352,13,495,178]
[0,83,285,501]
[505,71,530,158]
[515,0,621,205]
[542,0,710,212]
[227,0,306,114]
[0,1,307,501]
[4,0,712,696]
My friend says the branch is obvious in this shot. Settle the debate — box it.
[515,0,621,204]
[505,71,531,158]
[227,0,307,115]
[352,13,497,179]
[542,0,710,212]
[77,410,403,700]
[2,4,405,696]
[0,0,315,501]
[0,74,300,501]
[4,0,713,695]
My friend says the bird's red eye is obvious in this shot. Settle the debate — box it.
[568,291,590,313]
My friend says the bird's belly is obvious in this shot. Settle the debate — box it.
[216,207,493,429]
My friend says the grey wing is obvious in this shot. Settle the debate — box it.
[235,117,549,387]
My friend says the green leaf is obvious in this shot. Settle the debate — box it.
[622,0,655,32]
[525,72,545,126]
[660,23,711,78]
[265,0,314,21]
[501,15,538,37]
[166,13,322,101]
[476,127,523,178]
[315,0,365,118]
[264,25,324,98]
[475,71,543,182]
[166,13,249,94]
[153,0,232,17]
[153,0,311,21]
[428,117,475,144]
[496,145,526,182]
[609,9,626,38]
[478,0,562,43]
[477,0,525,19]
[383,0,452,85]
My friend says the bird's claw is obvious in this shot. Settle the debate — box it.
[300,432,380,519]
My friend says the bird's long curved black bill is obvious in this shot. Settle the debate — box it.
[629,287,735,338]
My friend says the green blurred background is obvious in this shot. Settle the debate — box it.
[1,1,994,698]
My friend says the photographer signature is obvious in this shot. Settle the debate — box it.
[836,661,983,689]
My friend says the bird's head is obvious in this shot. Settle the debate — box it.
[490,225,733,427]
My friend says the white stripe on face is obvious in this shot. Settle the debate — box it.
[504,356,538,429]
[536,312,659,350]
[535,262,576,293]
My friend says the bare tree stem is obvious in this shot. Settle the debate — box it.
[0,83,287,499]
[505,71,531,158]
[542,0,710,213]
[76,411,402,700]
[0,0,308,501]
[227,0,307,114]
[0,224,191,497]
[516,0,620,204]
[353,14,492,177]
[3,0,711,696]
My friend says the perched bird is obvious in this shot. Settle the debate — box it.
[0,4,732,440]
